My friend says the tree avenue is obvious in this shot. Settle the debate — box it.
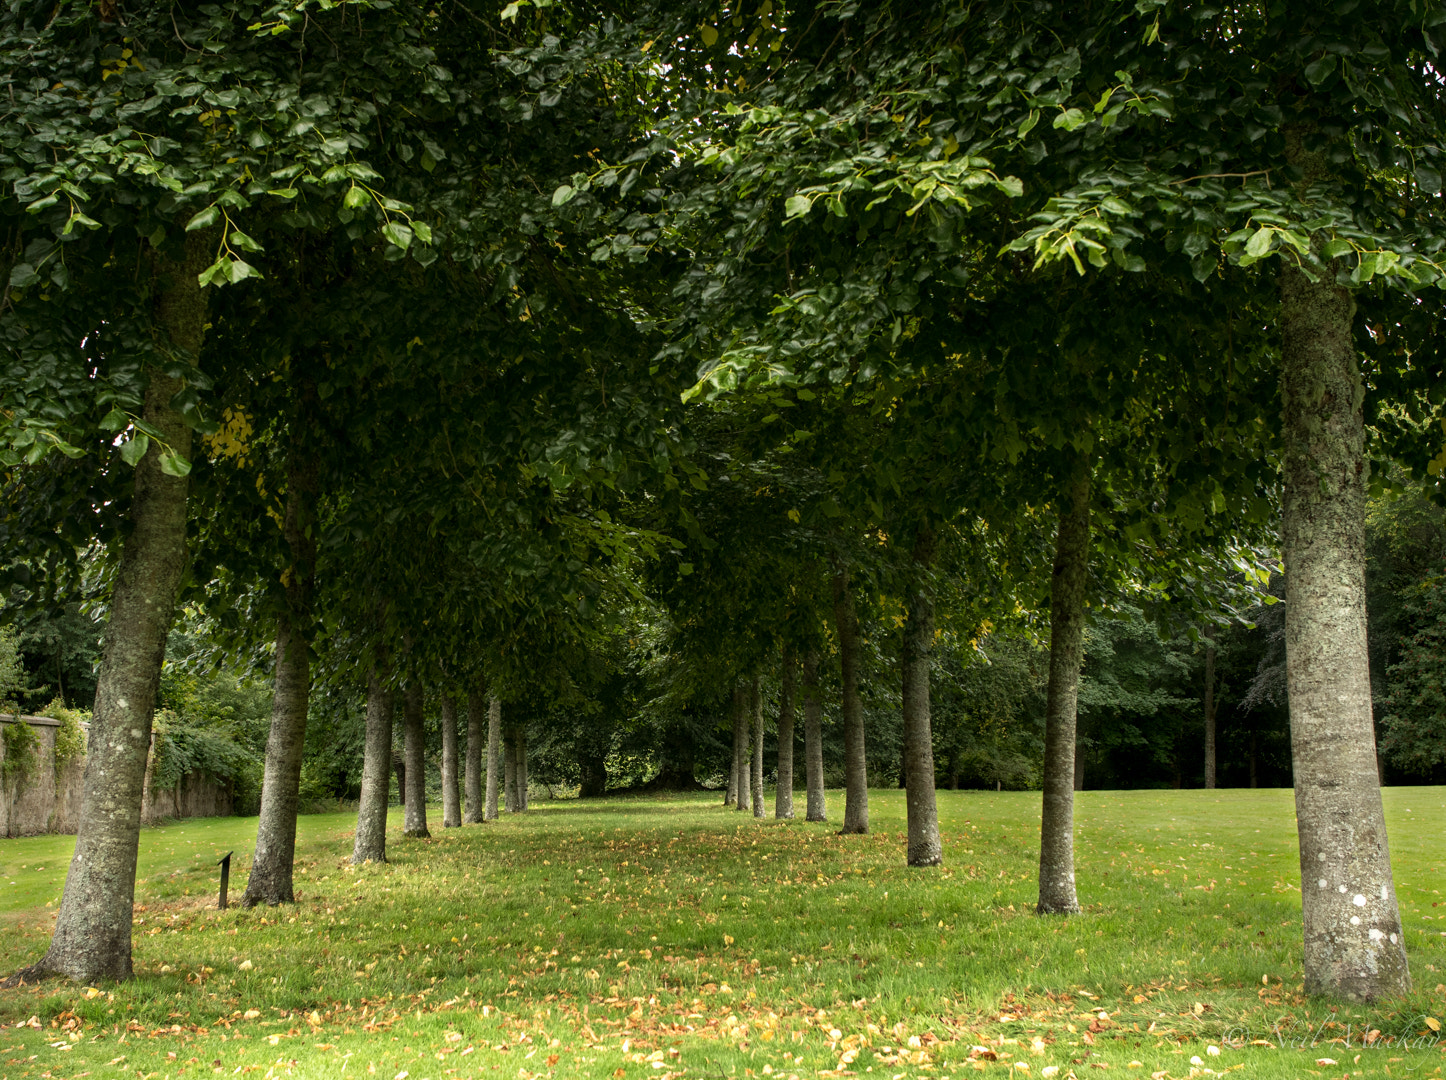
[1,0,1442,1014]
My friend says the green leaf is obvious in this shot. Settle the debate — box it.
[1322,238,1353,259]
[158,448,192,478]
[186,206,221,232]
[226,258,262,283]
[1304,54,1337,87]
[500,0,523,19]
[552,184,577,207]
[1017,110,1040,138]
[996,176,1024,198]
[1052,108,1088,132]
[784,195,812,218]
[119,433,150,466]
[344,186,371,210]
[8,263,40,288]
[1416,165,1443,196]
[100,408,128,433]
[198,257,229,288]
[382,222,414,251]
[228,230,263,253]
[412,221,433,244]
[700,24,718,46]
[1244,227,1275,257]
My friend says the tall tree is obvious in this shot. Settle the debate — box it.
[353,659,394,864]
[1037,455,1092,915]
[464,689,486,824]
[901,528,941,867]
[12,236,212,981]
[802,650,826,823]
[401,683,429,838]
[832,563,868,835]
[774,644,796,820]
[440,692,461,829]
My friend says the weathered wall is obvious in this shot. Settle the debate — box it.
[0,715,232,837]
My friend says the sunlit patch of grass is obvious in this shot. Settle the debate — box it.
[0,788,1440,1079]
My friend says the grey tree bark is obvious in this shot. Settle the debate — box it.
[242,611,309,905]
[1280,248,1410,1000]
[903,529,942,867]
[802,649,826,822]
[1203,626,1218,790]
[402,683,430,838]
[17,235,209,984]
[485,695,501,820]
[243,448,318,909]
[832,563,868,834]
[724,690,739,806]
[503,726,518,812]
[751,677,765,818]
[352,662,395,864]
[775,644,796,820]
[440,692,461,828]
[732,684,751,813]
[1037,454,1090,915]
[517,727,528,810]
[463,690,485,823]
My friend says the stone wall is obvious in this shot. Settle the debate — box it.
[0,714,232,837]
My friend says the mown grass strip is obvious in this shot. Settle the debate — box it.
[0,788,1440,1080]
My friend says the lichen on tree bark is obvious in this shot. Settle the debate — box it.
[1037,454,1090,916]
[1280,257,1410,1000]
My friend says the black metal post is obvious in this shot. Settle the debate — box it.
[217,851,233,910]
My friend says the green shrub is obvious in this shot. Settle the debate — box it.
[151,709,260,792]
[38,697,87,773]
[0,627,25,711]
[1,718,41,791]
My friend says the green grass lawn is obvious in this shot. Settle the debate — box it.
[0,787,1441,1080]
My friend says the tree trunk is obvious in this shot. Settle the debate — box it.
[243,448,318,909]
[402,683,429,837]
[242,610,309,907]
[516,726,528,810]
[775,644,796,820]
[19,235,208,983]
[833,562,868,835]
[440,692,461,828]
[464,690,485,823]
[803,649,826,822]
[579,748,608,797]
[485,695,501,820]
[751,677,765,818]
[1073,743,1085,792]
[902,528,941,867]
[1203,626,1218,790]
[1037,454,1090,915]
[352,662,395,864]
[1280,253,1410,1000]
[732,684,751,813]
[724,716,737,806]
[504,726,517,813]
[393,756,406,806]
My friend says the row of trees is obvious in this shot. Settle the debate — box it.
[2,0,1443,1005]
